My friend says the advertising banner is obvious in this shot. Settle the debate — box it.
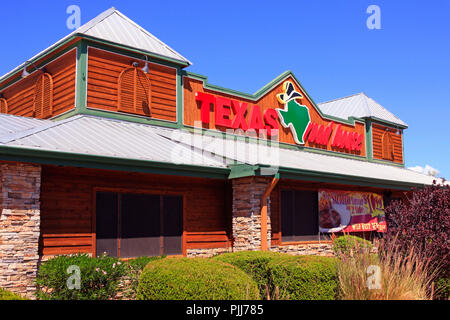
[318,189,386,233]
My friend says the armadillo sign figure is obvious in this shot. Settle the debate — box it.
[276,81,311,144]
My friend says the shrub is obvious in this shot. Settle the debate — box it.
[122,256,164,298]
[268,255,339,300]
[337,240,436,300]
[0,288,27,300]
[383,183,449,279]
[36,253,127,300]
[213,251,285,297]
[332,235,373,255]
[137,258,260,300]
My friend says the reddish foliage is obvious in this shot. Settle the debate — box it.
[383,182,450,278]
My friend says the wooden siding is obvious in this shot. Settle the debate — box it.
[183,76,366,157]
[0,49,76,119]
[372,124,403,163]
[40,165,231,256]
[87,47,177,122]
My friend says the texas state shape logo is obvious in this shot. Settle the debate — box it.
[276,81,311,144]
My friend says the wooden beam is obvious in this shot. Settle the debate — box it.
[261,176,279,251]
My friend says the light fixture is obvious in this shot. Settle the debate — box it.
[141,56,149,73]
[21,61,47,79]
[21,66,31,78]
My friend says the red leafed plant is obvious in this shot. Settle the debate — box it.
[382,181,450,298]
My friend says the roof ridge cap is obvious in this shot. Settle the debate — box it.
[113,9,191,64]
[318,92,365,105]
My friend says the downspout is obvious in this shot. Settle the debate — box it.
[260,175,279,251]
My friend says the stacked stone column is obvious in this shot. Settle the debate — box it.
[0,162,41,298]
[231,176,272,251]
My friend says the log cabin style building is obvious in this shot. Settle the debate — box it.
[0,8,442,297]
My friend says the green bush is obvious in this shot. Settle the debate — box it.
[123,256,164,298]
[269,255,339,300]
[36,253,127,300]
[332,235,372,255]
[0,288,27,300]
[213,251,285,297]
[137,258,260,300]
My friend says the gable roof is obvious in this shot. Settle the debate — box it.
[318,92,408,128]
[0,7,190,83]
[73,7,191,65]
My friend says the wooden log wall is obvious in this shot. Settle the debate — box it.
[39,165,231,257]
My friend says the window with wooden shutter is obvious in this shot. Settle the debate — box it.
[118,67,151,116]
[382,131,394,161]
[33,73,53,119]
[0,98,7,114]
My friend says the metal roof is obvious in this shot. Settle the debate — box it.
[318,92,408,128]
[0,7,190,82]
[154,126,442,187]
[0,114,52,137]
[0,113,442,187]
[0,114,225,168]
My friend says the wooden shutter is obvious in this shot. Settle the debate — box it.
[382,131,394,161]
[0,98,7,114]
[118,67,151,116]
[33,73,53,119]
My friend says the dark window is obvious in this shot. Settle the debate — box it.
[95,192,182,258]
[281,190,320,242]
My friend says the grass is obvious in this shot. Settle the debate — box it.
[336,237,437,300]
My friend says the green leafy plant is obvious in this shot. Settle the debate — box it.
[332,235,373,256]
[121,256,164,299]
[268,255,339,300]
[213,251,285,298]
[214,251,339,300]
[36,253,127,300]
[137,257,260,300]
[0,288,27,300]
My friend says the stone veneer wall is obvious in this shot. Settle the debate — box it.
[186,247,232,258]
[270,243,334,256]
[232,176,272,251]
[0,162,41,298]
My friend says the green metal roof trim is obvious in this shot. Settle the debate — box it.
[0,145,230,180]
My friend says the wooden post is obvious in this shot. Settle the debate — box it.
[260,176,279,251]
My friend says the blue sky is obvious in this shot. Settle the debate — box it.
[0,0,449,178]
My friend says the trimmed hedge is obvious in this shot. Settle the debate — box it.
[214,251,339,300]
[137,258,260,300]
[213,251,285,297]
[269,255,338,300]
[0,288,27,300]
[332,235,372,255]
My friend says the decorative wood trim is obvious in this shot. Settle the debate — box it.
[0,98,7,113]
[118,66,151,115]
[33,73,54,119]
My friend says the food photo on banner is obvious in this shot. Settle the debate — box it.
[318,190,386,233]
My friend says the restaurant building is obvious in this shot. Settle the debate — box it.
[0,8,441,296]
